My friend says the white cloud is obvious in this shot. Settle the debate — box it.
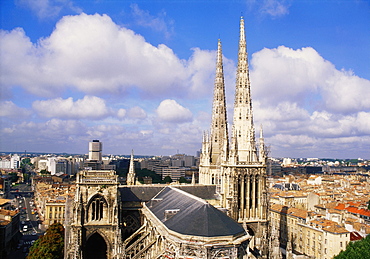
[32,96,110,119]
[0,13,217,99]
[1,11,369,158]
[0,101,31,118]
[261,0,291,17]
[127,106,147,119]
[251,46,370,114]
[247,0,291,18]
[156,99,193,123]
[117,108,127,119]
[249,46,370,157]
[130,3,174,39]
[16,0,82,19]
[187,48,216,96]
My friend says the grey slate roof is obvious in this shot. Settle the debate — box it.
[146,186,246,237]
[176,185,219,200]
[119,185,219,202]
[119,186,164,202]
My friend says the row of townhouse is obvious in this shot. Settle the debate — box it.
[33,180,75,228]
[270,204,350,259]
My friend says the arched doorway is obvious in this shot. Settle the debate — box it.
[84,232,107,259]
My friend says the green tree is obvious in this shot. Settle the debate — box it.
[334,234,370,259]
[178,176,189,183]
[162,176,172,183]
[368,200,370,210]
[133,168,162,184]
[8,172,19,183]
[27,222,64,259]
[39,169,51,175]
[21,158,32,167]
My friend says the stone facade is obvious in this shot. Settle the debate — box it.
[65,170,250,258]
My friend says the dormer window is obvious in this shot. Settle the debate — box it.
[164,209,180,221]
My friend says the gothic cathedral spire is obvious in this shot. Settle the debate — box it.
[210,39,229,165]
[230,16,258,163]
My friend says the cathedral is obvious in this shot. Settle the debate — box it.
[64,16,269,259]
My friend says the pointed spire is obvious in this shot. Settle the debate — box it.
[259,125,266,164]
[230,16,258,163]
[127,149,135,185]
[209,39,229,165]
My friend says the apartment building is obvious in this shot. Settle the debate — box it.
[0,209,20,258]
[270,204,350,259]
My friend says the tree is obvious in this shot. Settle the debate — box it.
[368,200,370,210]
[178,177,189,183]
[135,168,162,183]
[39,169,51,175]
[8,172,19,183]
[162,176,172,183]
[27,222,64,259]
[334,234,370,259]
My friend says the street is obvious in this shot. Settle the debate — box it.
[6,183,45,259]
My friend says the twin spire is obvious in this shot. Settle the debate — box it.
[204,16,265,165]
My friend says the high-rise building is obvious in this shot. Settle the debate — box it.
[88,140,102,161]
[199,16,268,257]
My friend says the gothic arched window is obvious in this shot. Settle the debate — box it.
[89,195,107,221]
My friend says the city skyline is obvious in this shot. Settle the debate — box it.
[1,0,370,159]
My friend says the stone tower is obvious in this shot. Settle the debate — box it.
[199,16,269,258]
[65,170,123,259]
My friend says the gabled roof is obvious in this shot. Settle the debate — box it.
[146,187,246,238]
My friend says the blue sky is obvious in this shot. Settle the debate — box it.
[1,0,370,159]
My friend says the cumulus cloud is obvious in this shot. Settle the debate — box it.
[1,12,369,157]
[32,96,110,119]
[1,119,87,145]
[117,109,127,119]
[1,13,211,98]
[127,106,147,119]
[251,46,370,114]
[0,101,31,118]
[187,48,217,96]
[156,99,193,123]
[249,46,370,157]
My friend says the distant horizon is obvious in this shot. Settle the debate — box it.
[1,150,368,161]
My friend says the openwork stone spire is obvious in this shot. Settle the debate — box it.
[127,149,135,185]
[230,16,258,163]
[209,39,229,165]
